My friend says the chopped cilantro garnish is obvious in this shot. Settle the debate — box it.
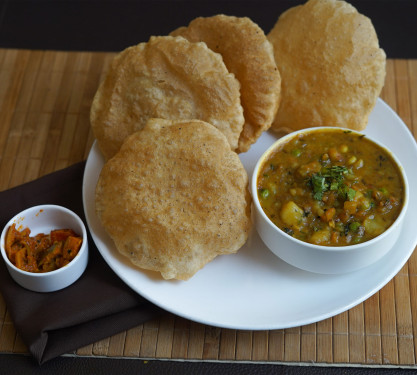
[310,174,327,200]
[346,187,357,201]
[330,180,339,191]
[283,227,294,236]
[308,166,356,201]
[326,166,349,177]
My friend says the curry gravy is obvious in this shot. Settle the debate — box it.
[257,129,405,246]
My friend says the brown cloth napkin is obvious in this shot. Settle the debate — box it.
[0,162,165,364]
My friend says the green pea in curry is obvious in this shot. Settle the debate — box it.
[257,129,405,246]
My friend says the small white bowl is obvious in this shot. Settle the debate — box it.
[251,127,409,274]
[1,205,88,292]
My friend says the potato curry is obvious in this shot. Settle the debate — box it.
[257,129,405,246]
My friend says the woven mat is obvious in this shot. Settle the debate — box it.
[0,49,416,366]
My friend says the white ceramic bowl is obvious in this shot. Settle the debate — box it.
[1,205,88,292]
[251,127,409,274]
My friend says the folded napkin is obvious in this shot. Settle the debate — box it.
[0,162,165,364]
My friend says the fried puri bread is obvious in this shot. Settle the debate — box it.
[95,119,252,280]
[90,36,244,160]
[267,0,386,133]
[171,15,281,153]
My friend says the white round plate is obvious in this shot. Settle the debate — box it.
[83,99,417,330]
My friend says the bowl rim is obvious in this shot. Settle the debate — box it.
[0,204,88,277]
[251,126,410,252]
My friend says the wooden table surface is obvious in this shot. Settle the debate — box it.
[0,48,416,367]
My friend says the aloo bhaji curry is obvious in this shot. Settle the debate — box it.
[257,129,405,246]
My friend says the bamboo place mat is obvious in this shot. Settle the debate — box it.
[0,48,417,367]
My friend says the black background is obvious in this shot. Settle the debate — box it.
[0,0,416,58]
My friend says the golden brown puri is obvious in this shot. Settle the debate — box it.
[90,35,244,160]
[267,0,386,133]
[171,15,281,153]
[95,119,252,280]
